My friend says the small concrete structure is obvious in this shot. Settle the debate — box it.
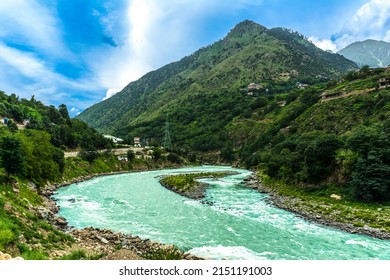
[103,135,124,144]
[379,77,390,89]
[133,137,141,147]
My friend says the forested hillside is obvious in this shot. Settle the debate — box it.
[0,90,113,187]
[240,67,389,202]
[78,20,357,135]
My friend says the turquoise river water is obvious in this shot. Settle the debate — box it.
[53,166,390,260]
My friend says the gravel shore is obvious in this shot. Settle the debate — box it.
[244,173,390,240]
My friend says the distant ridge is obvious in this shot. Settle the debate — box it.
[338,39,390,67]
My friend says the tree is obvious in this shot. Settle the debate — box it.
[302,133,342,182]
[58,104,71,125]
[78,149,99,163]
[7,120,18,133]
[220,145,235,162]
[351,151,390,202]
[153,148,162,161]
[127,149,135,161]
[0,135,26,178]
[21,130,64,185]
[47,105,63,124]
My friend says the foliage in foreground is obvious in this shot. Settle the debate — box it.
[142,246,183,260]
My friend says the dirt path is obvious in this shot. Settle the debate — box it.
[64,147,144,158]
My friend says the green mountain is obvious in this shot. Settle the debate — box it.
[338,39,390,67]
[77,20,357,137]
[77,22,390,203]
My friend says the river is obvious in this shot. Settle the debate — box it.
[53,166,390,260]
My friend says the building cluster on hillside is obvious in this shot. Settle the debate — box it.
[103,135,124,144]
[320,65,390,102]
[296,82,309,89]
[0,117,30,130]
[246,79,308,97]
[103,135,144,148]
[379,77,390,89]
[101,135,156,162]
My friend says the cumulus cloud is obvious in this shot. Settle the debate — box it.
[0,0,96,112]
[0,41,102,110]
[103,88,121,100]
[91,0,251,95]
[312,0,390,51]
[308,37,338,53]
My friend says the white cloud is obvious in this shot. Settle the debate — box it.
[309,37,338,53]
[337,0,390,47]
[0,0,91,112]
[313,0,390,51]
[103,88,121,100]
[0,43,97,91]
[0,42,103,110]
[90,0,236,95]
[69,107,81,116]
[0,0,69,58]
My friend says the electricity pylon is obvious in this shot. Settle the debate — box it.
[163,114,173,151]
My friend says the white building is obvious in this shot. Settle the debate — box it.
[103,135,124,144]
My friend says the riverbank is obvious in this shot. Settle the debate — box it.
[39,166,204,260]
[35,165,390,260]
[245,173,390,241]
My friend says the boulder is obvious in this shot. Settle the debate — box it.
[97,235,109,244]
[0,252,12,260]
[28,181,37,191]
[55,217,68,226]
[3,203,12,212]
[36,207,51,220]
[330,194,342,200]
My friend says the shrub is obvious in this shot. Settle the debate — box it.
[143,246,183,260]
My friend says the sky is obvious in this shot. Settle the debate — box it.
[0,0,389,116]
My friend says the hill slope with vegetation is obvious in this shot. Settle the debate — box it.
[0,90,114,187]
[0,90,189,259]
[241,67,389,203]
[77,20,357,137]
[77,21,389,203]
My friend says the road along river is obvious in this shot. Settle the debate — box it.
[53,166,390,260]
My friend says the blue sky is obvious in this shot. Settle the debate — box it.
[1,0,389,116]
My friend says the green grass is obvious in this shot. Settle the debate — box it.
[0,177,76,258]
[58,250,104,260]
[143,246,183,260]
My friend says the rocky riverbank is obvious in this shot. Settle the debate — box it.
[244,173,390,240]
[67,227,202,260]
[37,171,204,260]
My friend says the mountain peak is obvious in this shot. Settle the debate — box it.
[226,20,267,38]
